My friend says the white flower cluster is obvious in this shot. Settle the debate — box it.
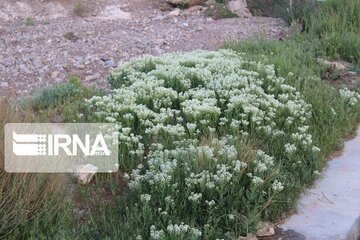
[272,180,284,192]
[146,223,203,240]
[86,50,314,166]
[188,192,202,202]
[167,223,202,238]
[150,225,164,240]
[140,194,151,204]
[340,88,360,107]
[84,50,323,238]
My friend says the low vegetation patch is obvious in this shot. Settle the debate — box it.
[0,100,72,239]
[24,17,34,26]
[247,0,315,24]
[2,0,360,239]
[80,50,360,238]
[26,76,100,122]
[205,2,238,19]
[248,0,360,65]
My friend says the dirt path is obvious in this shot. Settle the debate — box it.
[0,0,287,96]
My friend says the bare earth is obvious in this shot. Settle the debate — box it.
[0,0,287,96]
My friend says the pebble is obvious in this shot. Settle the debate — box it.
[85,73,101,81]
[51,71,60,78]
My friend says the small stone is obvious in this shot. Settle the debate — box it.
[187,5,204,13]
[96,5,131,20]
[85,70,93,75]
[19,65,32,74]
[77,64,85,69]
[100,57,114,67]
[75,164,98,185]
[205,0,216,5]
[85,73,101,81]
[196,26,204,32]
[256,222,275,237]
[153,46,164,54]
[168,8,182,17]
[181,22,189,27]
[0,81,9,88]
[51,71,60,78]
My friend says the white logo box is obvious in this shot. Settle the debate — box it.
[5,123,119,173]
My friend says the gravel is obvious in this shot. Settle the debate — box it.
[0,1,287,96]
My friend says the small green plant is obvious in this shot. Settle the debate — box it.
[26,75,100,122]
[29,82,81,111]
[247,0,316,25]
[205,2,238,19]
[73,0,87,17]
[24,17,34,26]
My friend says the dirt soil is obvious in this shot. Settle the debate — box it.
[0,0,287,96]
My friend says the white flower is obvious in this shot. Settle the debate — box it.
[252,176,264,185]
[150,225,164,240]
[140,194,151,203]
[188,192,202,202]
[272,180,284,192]
[285,143,297,155]
[312,146,321,153]
[205,200,216,206]
[340,88,360,107]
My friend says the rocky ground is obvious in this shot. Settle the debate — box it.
[0,0,287,96]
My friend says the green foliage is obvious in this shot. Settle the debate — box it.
[27,75,101,122]
[205,2,238,19]
[80,50,360,239]
[248,0,360,65]
[24,17,34,26]
[307,0,360,64]
[223,37,360,158]
[29,82,80,111]
[247,0,315,24]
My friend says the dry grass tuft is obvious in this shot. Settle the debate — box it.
[0,99,67,238]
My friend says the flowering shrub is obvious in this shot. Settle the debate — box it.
[84,50,360,239]
[340,88,360,108]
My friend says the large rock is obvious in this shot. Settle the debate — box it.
[228,0,252,17]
